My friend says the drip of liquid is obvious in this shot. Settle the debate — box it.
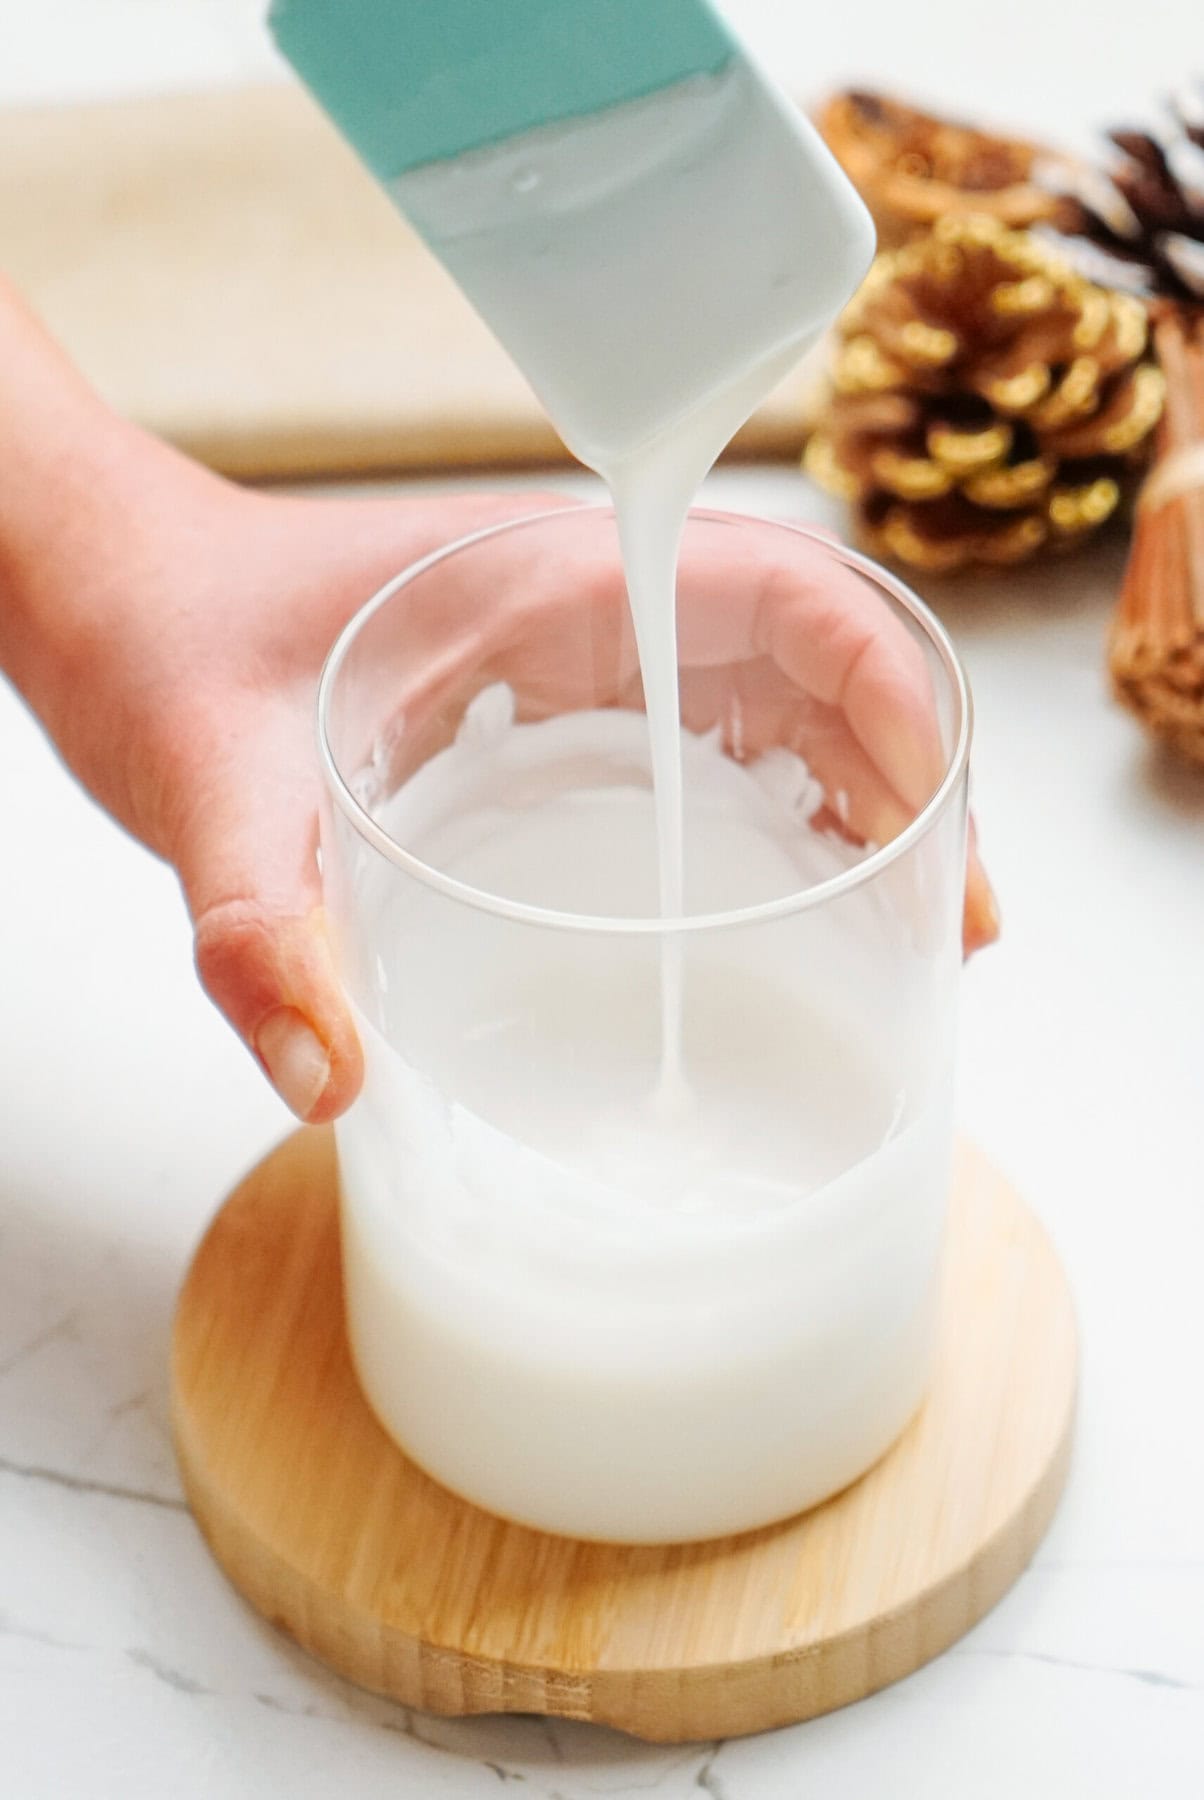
[604,343,812,1108]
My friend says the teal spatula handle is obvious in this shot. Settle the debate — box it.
[270,0,736,180]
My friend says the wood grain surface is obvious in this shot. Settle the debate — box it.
[2,86,827,481]
[171,1129,1076,1742]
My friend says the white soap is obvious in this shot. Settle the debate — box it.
[336,710,951,1542]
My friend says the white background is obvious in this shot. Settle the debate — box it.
[1,0,1197,157]
[2,4,1203,1797]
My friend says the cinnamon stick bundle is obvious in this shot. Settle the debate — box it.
[1110,307,1204,761]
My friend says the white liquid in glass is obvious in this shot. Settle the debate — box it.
[337,706,953,1541]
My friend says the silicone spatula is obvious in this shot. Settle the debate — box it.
[269,0,874,467]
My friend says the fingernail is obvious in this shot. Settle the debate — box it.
[255,1008,331,1121]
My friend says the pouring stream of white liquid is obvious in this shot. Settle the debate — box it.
[605,344,808,1106]
[394,59,873,1104]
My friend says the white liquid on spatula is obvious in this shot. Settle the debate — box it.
[334,62,925,1541]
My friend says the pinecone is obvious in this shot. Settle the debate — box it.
[1054,83,1204,303]
[805,214,1165,573]
[817,89,1073,249]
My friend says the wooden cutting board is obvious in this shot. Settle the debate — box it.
[1,85,826,481]
[172,1130,1076,1742]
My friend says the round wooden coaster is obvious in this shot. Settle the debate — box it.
[172,1130,1076,1743]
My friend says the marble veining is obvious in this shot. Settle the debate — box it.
[0,1454,188,1512]
[952,1646,1199,1693]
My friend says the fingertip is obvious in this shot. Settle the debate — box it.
[193,899,363,1120]
[963,852,1001,957]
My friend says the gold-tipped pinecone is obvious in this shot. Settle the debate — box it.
[817,89,1074,249]
[805,214,1165,573]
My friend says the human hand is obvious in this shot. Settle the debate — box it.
[1,289,996,1125]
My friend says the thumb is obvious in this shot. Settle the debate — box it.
[176,722,362,1123]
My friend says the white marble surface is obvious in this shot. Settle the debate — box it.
[4,1,1204,1792]
[4,461,1204,1797]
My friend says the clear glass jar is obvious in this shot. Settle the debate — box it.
[318,507,970,1544]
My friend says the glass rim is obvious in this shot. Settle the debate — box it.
[316,504,972,937]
